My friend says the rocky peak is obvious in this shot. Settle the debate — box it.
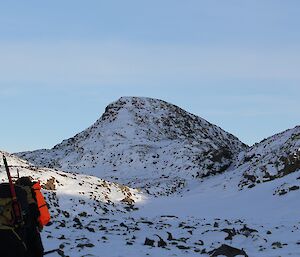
[17,97,247,195]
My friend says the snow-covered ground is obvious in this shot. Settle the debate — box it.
[2,151,300,256]
[40,166,300,257]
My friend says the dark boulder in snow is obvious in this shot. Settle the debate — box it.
[209,244,248,257]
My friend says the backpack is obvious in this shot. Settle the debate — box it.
[0,182,29,227]
[15,177,51,228]
[0,177,48,257]
[0,183,29,257]
[17,177,51,257]
[32,181,51,228]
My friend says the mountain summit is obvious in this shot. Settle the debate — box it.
[17,97,247,195]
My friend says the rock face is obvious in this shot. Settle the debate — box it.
[16,97,247,195]
[235,126,300,188]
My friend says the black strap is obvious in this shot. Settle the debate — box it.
[38,203,47,208]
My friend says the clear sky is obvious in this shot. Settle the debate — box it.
[0,0,299,152]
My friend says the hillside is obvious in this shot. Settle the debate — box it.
[2,152,300,257]
[17,97,247,195]
[0,151,145,255]
[235,126,300,192]
[0,151,143,209]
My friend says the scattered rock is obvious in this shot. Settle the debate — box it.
[289,185,300,191]
[209,244,248,257]
[144,238,155,247]
[222,228,237,240]
[167,232,173,241]
[240,225,258,236]
[155,234,167,247]
[78,211,87,217]
[76,243,95,249]
[272,241,285,249]
[195,240,204,246]
[176,245,190,250]
[43,177,56,190]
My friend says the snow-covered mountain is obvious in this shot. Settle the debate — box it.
[2,96,300,256]
[236,126,300,190]
[17,97,247,195]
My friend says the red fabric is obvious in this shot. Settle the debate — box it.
[32,182,51,227]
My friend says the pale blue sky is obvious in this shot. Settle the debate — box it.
[0,1,299,152]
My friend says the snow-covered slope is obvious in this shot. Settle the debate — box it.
[17,97,247,195]
[0,151,144,231]
[235,126,300,190]
[2,152,300,257]
[3,119,300,257]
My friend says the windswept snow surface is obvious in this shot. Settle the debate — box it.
[1,152,300,256]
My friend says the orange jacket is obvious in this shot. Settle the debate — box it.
[32,182,51,227]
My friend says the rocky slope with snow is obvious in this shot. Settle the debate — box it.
[2,96,300,256]
[17,97,247,195]
[0,151,143,208]
[2,151,300,257]
[0,151,144,235]
[235,126,300,192]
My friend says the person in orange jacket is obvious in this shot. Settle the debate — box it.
[16,176,50,257]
